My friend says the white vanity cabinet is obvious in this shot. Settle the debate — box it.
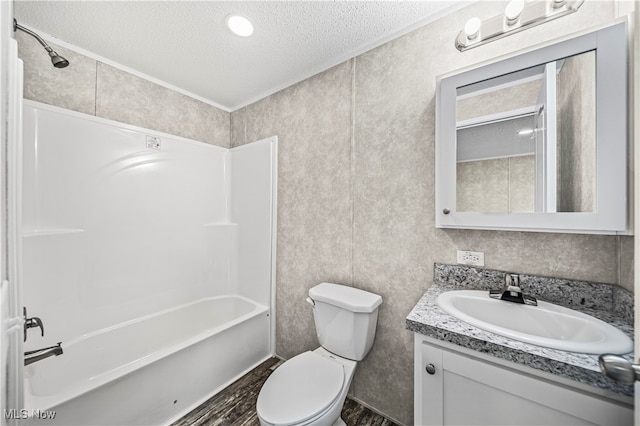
[414,335,633,426]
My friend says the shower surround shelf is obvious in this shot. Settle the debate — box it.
[23,229,85,238]
[202,222,239,227]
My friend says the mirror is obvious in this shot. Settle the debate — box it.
[456,51,596,214]
[436,22,627,233]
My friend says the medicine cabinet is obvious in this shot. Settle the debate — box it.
[435,22,627,234]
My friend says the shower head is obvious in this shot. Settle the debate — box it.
[47,49,70,69]
[13,19,69,68]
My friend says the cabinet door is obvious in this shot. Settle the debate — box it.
[416,339,633,425]
[416,343,444,425]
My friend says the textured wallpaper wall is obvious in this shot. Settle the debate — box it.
[16,30,230,147]
[230,2,632,424]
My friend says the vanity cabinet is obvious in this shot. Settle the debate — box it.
[414,335,633,426]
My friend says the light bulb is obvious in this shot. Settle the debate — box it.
[464,17,482,40]
[505,0,525,26]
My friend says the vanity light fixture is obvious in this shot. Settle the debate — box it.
[455,0,584,51]
[226,14,254,37]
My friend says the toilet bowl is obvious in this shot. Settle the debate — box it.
[256,347,356,426]
[256,283,382,426]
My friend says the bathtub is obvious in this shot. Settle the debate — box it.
[24,295,271,425]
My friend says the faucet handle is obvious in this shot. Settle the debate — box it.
[492,274,537,306]
[23,307,44,342]
[505,273,520,287]
[28,317,44,336]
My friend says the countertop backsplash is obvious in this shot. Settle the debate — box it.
[433,263,633,323]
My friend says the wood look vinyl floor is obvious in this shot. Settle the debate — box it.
[172,357,399,426]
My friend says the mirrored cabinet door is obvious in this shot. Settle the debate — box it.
[436,22,627,234]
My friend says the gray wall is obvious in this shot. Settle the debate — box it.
[16,31,230,147]
[17,1,634,424]
[557,51,597,212]
[231,2,632,424]
[457,155,535,213]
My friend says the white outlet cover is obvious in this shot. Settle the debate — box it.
[456,250,485,266]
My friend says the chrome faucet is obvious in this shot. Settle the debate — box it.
[489,273,537,306]
[24,342,63,366]
[23,307,44,342]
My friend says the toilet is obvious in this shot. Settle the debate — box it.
[256,282,383,426]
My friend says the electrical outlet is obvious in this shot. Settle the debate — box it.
[457,250,485,266]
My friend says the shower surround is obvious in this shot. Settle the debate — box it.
[20,101,277,425]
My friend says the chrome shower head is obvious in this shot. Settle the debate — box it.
[47,49,70,68]
[13,19,69,69]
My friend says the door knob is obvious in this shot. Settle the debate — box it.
[598,354,640,384]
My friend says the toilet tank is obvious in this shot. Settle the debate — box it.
[308,283,383,361]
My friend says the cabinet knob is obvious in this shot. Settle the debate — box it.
[442,208,450,215]
[425,363,436,375]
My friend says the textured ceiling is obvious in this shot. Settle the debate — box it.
[14,1,471,111]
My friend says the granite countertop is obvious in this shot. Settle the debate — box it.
[406,263,635,398]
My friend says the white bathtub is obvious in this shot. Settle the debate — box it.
[24,295,271,425]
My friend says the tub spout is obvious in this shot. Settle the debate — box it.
[24,342,63,366]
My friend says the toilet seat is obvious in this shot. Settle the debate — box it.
[257,351,345,426]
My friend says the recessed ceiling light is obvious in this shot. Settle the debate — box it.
[226,14,254,37]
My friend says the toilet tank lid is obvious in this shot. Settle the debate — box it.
[309,283,382,313]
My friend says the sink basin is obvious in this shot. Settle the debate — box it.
[436,290,632,354]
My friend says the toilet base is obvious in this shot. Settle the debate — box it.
[333,417,346,426]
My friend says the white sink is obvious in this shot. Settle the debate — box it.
[436,290,632,355]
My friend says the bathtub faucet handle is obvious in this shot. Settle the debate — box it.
[23,307,44,342]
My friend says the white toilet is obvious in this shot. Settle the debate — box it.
[256,282,383,426]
